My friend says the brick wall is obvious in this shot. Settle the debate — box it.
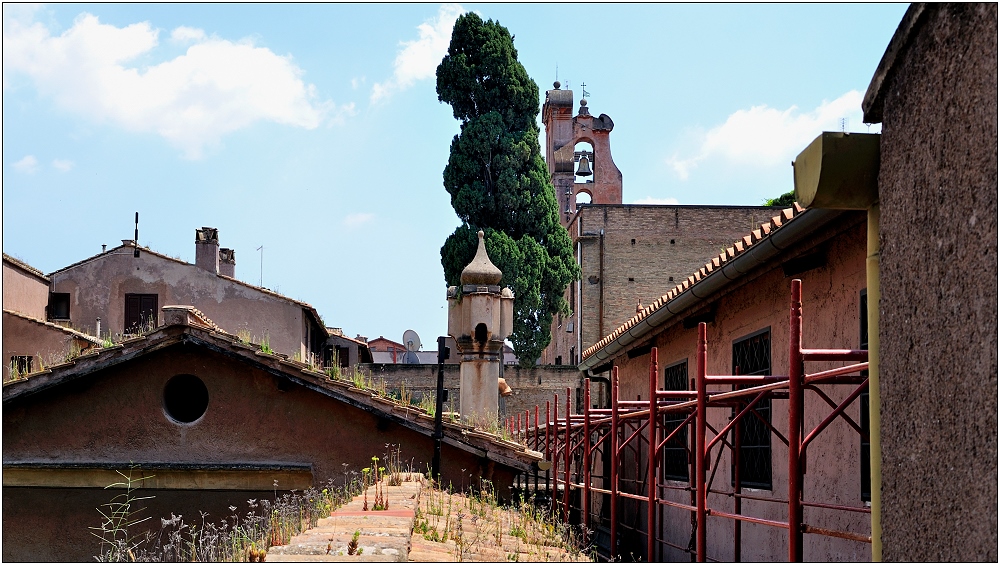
[543,204,788,365]
[360,363,584,420]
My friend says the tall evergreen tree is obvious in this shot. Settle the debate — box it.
[437,13,579,366]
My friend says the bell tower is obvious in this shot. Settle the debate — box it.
[542,82,623,227]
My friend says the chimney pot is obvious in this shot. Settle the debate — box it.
[219,248,236,278]
[195,227,220,274]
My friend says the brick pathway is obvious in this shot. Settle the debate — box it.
[267,473,423,562]
[267,473,589,563]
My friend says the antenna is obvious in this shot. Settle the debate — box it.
[839,117,849,132]
[133,212,140,258]
[256,245,264,287]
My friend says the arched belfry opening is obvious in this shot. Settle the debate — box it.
[541,81,623,227]
[574,141,595,183]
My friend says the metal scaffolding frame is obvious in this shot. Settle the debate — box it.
[510,279,871,562]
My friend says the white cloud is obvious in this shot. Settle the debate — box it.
[343,212,374,228]
[51,158,74,172]
[170,26,206,43]
[12,155,38,173]
[632,196,679,205]
[666,91,874,180]
[371,4,464,103]
[3,13,336,158]
[351,76,366,90]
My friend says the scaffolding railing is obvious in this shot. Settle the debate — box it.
[510,279,871,562]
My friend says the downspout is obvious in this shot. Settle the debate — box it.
[867,203,882,561]
[792,131,882,560]
[577,217,584,368]
[599,229,605,339]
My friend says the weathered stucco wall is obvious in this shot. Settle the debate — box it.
[49,248,311,357]
[606,214,869,561]
[875,4,998,561]
[2,260,49,320]
[2,344,498,561]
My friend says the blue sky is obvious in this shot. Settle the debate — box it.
[2,3,907,349]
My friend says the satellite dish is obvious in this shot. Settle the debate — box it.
[402,330,421,352]
[402,330,421,364]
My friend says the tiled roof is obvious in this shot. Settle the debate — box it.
[581,204,805,361]
[327,330,368,347]
[2,253,49,282]
[2,309,102,344]
[2,321,540,471]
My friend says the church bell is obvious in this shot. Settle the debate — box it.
[576,155,593,177]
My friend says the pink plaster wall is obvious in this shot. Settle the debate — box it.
[2,261,49,320]
[605,213,871,561]
[1,312,95,378]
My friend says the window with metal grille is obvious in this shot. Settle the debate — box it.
[124,293,157,334]
[662,360,689,481]
[10,355,32,377]
[732,328,772,490]
[860,290,871,502]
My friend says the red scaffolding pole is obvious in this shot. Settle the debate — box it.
[523,280,871,563]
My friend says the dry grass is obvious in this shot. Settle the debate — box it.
[413,479,592,562]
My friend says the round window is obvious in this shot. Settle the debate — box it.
[163,374,209,423]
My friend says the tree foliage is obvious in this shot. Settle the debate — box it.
[437,13,579,366]
[764,190,796,207]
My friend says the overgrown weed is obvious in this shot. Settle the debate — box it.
[91,472,364,562]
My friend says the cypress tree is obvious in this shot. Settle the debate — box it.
[437,13,579,366]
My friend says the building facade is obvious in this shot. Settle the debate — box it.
[47,228,328,362]
[579,207,871,561]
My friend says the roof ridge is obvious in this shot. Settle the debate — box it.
[1,325,536,469]
[581,205,808,361]
[47,244,188,277]
[3,253,50,281]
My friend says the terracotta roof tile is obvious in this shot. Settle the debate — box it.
[2,323,538,470]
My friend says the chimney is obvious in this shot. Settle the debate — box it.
[195,227,220,274]
[219,248,236,278]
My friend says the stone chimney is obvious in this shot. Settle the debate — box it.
[219,248,236,278]
[447,230,514,424]
[195,227,220,274]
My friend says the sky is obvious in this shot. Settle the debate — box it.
[2,3,908,350]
